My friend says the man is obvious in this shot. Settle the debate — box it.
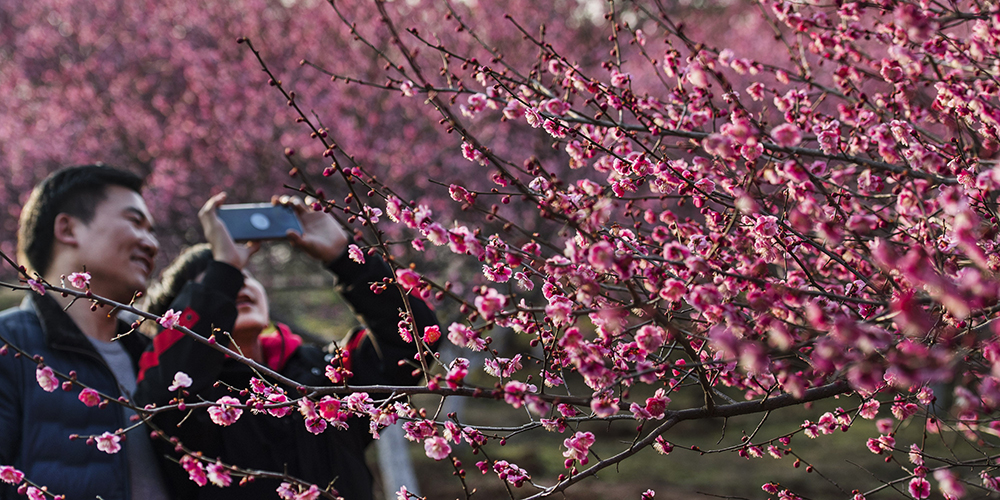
[0,165,170,500]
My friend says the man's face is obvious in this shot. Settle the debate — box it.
[71,186,159,301]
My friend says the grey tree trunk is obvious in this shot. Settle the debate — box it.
[377,423,421,499]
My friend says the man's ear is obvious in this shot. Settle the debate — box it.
[52,213,81,248]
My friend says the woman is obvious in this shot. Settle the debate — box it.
[134,194,439,500]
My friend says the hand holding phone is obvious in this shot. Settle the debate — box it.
[272,195,350,263]
[217,203,303,242]
[198,193,261,270]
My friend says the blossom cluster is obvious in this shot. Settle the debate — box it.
[293,0,1000,496]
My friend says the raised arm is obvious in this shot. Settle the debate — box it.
[275,195,439,386]
[327,249,440,386]
[134,193,255,411]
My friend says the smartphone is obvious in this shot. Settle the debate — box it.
[217,203,302,242]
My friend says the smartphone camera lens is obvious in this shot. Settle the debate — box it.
[250,213,271,230]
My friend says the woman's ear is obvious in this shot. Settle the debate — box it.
[52,213,80,248]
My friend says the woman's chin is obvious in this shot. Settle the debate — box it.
[233,318,269,337]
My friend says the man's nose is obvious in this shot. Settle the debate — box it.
[141,231,160,257]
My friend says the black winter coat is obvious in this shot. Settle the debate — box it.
[0,294,152,500]
[133,251,439,500]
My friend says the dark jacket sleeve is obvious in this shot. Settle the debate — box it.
[326,250,439,387]
[0,317,24,500]
[133,261,243,411]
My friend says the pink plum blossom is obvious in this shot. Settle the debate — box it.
[181,455,207,486]
[687,64,709,88]
[158,309,182,330]
[503,100,526,120]
[208,396,243,426]
[267,393,293,418]
[403,420,437,442]
[77,388,101,407]
[0,466,24,485]
[304,417,327,435]
[483,263,513,282]
[423,436,451,460]
[384,197,403,222]
[545,294,574,326]
[446,358,470,389]
[474,288,507,320]
[591,396,620,417]
[981,471,1000,491]
[422,325,441,344]
[770,123,802,147]
[296,485,322,500]
[35,366,58,393]
[562,431,595,465]
[908,477,931,499]
[635,325,666,354]
[95,432,121,454]
[320,358,347,385]
[653,436,673,455]
[206,462,232,487]
[395,269,421,293]
[317,396,342,420]
[277,483,297,500]
[425,223,448,246]
[493,460,530,487]
[502,380,535,408]
[933,469,965,499]
[26,279,44,295]
[484,354,522,378]
[524,107,542,128]
[344,392,374,413]
[859,400,880,419]
[25,487,44,500]
[643,389,670,419]
[447,323,486,351]
[67,272,90,289]
[168,371,192,391]
[347,244,365,264]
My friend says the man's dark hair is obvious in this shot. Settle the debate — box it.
[17,164,145,276]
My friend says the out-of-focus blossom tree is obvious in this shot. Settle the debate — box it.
[0,0,617,259]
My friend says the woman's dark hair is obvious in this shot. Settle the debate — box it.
[143,243,214,317]
[141,243,329,347]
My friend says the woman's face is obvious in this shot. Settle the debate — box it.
[233,271,270,335]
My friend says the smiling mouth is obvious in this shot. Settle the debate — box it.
[132,256,153,276]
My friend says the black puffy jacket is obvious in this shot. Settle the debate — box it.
[134,252,439,500]
[0,294,151,500]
